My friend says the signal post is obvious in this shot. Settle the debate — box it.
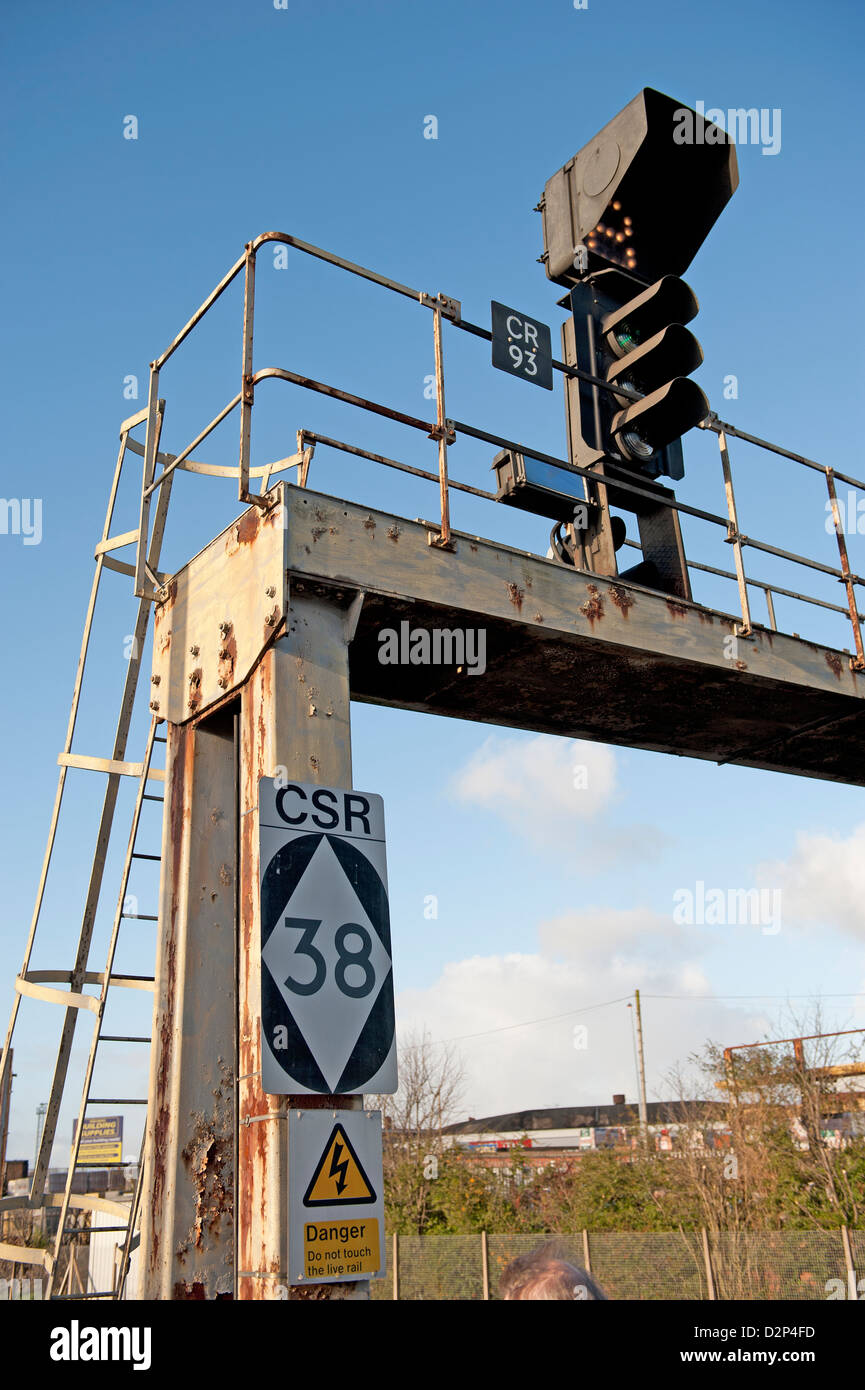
[139,494,368,1299]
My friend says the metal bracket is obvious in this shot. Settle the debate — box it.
[427,421,457,445]
[419,291,461,324]
[417,519,457,552]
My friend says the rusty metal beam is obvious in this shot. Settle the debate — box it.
[236,598,366,1302]
[138,714,237,1299]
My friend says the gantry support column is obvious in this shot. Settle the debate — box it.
[236,589,366,1300]
[139,711,237,1299]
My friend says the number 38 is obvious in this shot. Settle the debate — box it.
[284,919,375,999]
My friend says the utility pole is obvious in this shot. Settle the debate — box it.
[633,990,649,1149]
[34,1101,47,1172]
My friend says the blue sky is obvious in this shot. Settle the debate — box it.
[2,0,864,1160]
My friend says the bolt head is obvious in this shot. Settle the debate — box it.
[189,645,199,656]
[149,700,159,711]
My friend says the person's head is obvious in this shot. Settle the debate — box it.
[499,1244,607,1300]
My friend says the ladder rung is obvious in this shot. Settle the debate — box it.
[99,1035,152,1043]
[63,1225,129,1235]
[58,752,165,782]
[52,1291,116,1301]
[153,735,168,743]
[131,853,161,862]
[143,794,164,802]
[121,913,158,921]
[87,1098,148,1106]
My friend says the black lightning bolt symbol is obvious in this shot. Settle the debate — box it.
[329,1141,349,1195]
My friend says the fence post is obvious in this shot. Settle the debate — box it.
[392,1232,399,1302]
[481,1230,490,1301]
[841,1225,858,1301]
[582,1229,592,1275]
[701,1228,716,1301]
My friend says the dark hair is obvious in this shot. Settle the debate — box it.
[499,1244,607,1301]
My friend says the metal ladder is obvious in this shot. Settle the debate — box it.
[46,720,162,1300]
[0,403,174,1298]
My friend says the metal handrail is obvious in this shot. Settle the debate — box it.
[129,229,864,665]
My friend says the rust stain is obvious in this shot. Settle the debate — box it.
[311,527,326,543]
[187,668,203,714]
[666,600,688,620]
[534,612,544,624]
[173,1280,208,1301]
[148,722,194,1280]
[507,582,524,612]
[235,510,261,548]
[363,515,376,532]
[735,659,748,671]
[580,584,604,626]
[180,1077,233,1253]
[217,632,236,691]
[696,609,714,625]
[386,525,400,542]
[469,543,478,553]
[608,585,635,618]
[825,651,843,679]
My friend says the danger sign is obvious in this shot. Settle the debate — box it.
[288,1109,385,1285]
[303,1123,377,1205]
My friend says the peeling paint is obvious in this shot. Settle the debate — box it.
[580,584,604,626]
[608,585,635,618]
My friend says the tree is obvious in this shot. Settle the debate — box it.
[367,1029,466,1233]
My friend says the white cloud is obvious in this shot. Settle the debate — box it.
[396,906,767,1119]
[757,823,865,939]
[449,732,668,864]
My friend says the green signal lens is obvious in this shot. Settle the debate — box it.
[615,323,639,352]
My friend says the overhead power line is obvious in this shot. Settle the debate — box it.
[426,992,865,1046]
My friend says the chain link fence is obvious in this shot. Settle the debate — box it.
[372,1228,861,1300]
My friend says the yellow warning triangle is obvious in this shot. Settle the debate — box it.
[303,1123,376,1206]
